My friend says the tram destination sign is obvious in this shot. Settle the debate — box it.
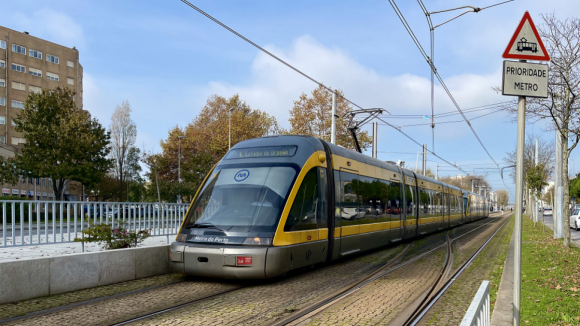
[502,60,548,98]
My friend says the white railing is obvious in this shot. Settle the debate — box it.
[460,280,491,326]
[0,200,189,249]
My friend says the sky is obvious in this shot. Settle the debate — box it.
[3,0,580,202]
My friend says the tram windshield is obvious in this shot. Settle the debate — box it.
[182,165,297,232]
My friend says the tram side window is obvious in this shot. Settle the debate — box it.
[419,187,429,218]
[284,168,319,232]
[334,170,342,227]
[434,191,442,216]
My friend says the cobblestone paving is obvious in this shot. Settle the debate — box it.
[297,248,446,325]
[4,279,241,326]
[0,273,186,321]
[131,245,408,326]
[420,213,514,326]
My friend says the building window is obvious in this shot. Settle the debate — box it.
[0,40,5,49]
[0,116,5,125]
[29,85,41,94]
[29,68,42,77]
[28,178,32,184]
[12,81,26,91]
[67,60,74,68]
[0,79,4,87]
[29,49,42,59]
[67,77,74,86]
[11,119,15,127]
[0,136,4,144]
[12,100,24,109]
[42,178,46,187]
[0,59,4,68]
[46,54,59,64]
[11,137,25,145]
[12,44,26,54]
[12,63,26,73]
[47,72,59,81]
[0,97,5,106]
[35,178,40,185]
[49,178,52,187]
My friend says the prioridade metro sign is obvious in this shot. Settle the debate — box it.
[502,11,549,98]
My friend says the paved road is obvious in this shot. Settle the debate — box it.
[533,211,580,248]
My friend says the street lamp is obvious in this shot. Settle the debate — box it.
[178,136,184,203]
[229,107,236,150]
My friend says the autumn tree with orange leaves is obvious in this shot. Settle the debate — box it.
[288,85,372,151]
[143,94,280,202]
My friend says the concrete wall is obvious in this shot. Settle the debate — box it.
[0,245,170,304]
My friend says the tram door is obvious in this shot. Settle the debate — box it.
[402,176,418,239]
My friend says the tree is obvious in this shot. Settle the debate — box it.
[526,164,549,226]
[0,156,18,185]
[14,88,112,200]
[150,94,279,202]
[497,189,509,209]
[288,85,372,151]
[109,101,138,201]
[499,15,580,249]
[542,185,554,207]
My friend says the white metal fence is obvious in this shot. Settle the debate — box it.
[0,200,189,249]
[460,280,491,326]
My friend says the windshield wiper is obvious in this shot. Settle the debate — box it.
[187,222,225,231]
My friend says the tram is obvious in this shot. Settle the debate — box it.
[169,136,488,279]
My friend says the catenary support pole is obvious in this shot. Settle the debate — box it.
[436,164,439,180]
[535,138,539,224]
[331,90,337,144]
[422,144,427,175]
[372,122,378,158]
[513,94,526,326]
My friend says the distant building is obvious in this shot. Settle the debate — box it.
[0,26,83,200]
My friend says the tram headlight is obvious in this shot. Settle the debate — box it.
[176,233,188,242]
[242,237,272,246]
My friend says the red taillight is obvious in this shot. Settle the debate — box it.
[236,256,252,265]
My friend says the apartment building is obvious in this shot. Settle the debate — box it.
[0,25,83,145]
[0,26,83,201]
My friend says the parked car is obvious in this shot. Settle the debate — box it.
[543,208,553,216]
[570,209,580,231]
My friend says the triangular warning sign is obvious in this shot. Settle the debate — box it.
[503,11,550,61]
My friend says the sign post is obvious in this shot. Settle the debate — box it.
[501,11,550,326]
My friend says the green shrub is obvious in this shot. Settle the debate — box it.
[0,197,33,223]
[74,221,151,250]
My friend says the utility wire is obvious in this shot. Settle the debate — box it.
[376,116,469,175]
[179,0,389,113]
[388,0,499,167]
[180,0,470,177]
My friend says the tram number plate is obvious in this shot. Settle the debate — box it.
[236,256,252,265]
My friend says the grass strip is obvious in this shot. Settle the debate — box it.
[521,216,580,325]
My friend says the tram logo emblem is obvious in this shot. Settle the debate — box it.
[234,169,250,182]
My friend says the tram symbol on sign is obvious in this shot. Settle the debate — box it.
[516,37,538,53]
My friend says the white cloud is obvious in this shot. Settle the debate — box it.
[203,35,505,132]
[13,9,85,48]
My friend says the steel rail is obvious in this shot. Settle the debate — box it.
[402,213,513,326]
[111,285,246,326]
[274,214,506,326]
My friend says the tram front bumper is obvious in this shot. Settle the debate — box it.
[170,243,269,279]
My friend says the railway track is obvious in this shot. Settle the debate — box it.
[273,214,511,326]
[1,215,508,326]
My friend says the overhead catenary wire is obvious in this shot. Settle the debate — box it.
[381,109,503,128]
[387,0,500,167]
[178,0,389,114]
[180,0,473,177]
